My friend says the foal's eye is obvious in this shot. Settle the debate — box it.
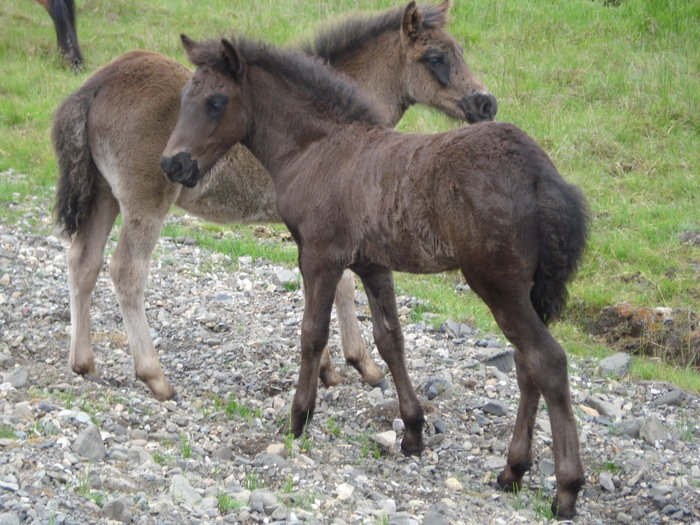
[428,56,444,66]
[205,94,228,119]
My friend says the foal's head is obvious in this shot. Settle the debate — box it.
[397,1,496,123]
[160,35,251,187]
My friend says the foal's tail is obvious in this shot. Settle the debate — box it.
[531,163,589,325]
[52,82,100,237]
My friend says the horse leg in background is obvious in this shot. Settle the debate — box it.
[67,186,119,378]
[357,268,424,454]
[108,209,176,401]
[477,287,584,519]
[319,269,385,387]
[37,0,83,68]
[290,253,344,436]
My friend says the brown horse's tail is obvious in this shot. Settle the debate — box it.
[531,164,589,325]
[52,82,100,237]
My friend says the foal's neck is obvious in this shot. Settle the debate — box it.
[242,68,353,178]
[332,32,409,127]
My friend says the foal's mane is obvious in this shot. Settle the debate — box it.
[302,3,449,66]
[189,37,386,126]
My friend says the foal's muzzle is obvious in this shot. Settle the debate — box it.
[460,92,498,124]
[159,151,201,188]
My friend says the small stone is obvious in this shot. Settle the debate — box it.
[482,400,508,416]
[249,488,278,514]
[102,497,131,523]
[425,378,452,400]
[273,267,297,287]
[266,442,286,456]
[0,513,19,525]
[373,430,396,451]
[598,352,631,376]
[336,482,354,500]
[639,414,668,445]
[652,389,684,407]
[72,425,106,462]
[539,458,555,477]
[3,366,28,388]
[444,477,462,491]
[212,446,234,462]
[480,349,515,374]
[169,475,200,507]
[615,418,641,438]
[586,395,622,420]
[599,471,615,492]
[13,401,33,421]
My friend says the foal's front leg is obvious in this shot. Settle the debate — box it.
[358,268,424,454]
[290,262,344,437]
[109,211,175,401]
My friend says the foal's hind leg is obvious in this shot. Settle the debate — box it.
[357,268,424,454]
[485,295,584,519]
[319,269,385,387]
[67,188,119,379]
[109,210,175,401]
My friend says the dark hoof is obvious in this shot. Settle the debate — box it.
[495,473,521,493]
[551,499,576,520]
[400,441,424,456]
[83,374,110,387]
[371,377,389,391]
[291,409,313,438]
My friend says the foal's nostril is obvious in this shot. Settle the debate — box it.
[478,94,498,121]
[159,156,177,177]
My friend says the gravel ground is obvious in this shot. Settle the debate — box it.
[1,171,699,524]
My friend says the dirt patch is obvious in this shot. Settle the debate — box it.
[587,303,699,368]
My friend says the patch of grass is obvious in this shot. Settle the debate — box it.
[223,396,262,423]
[326,416,341,438]
[178,431,191,459]
[593,460,623,474]
[243,470,264,491]
[217,491,242,514]
[0,424,16,439]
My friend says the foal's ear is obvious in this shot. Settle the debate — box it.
[401,1,423,43]
[180,34,199,61]
[220,39,246,81]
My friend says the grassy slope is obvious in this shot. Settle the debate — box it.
[0,0,697,390]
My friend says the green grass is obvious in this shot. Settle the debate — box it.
[0,0,697,391]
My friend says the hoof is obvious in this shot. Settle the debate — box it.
[291,408,314,438]
[149,381,177,402]
[496,462,530,492]
[496,473,522,493]
[552,477,584,520]
[370,377,389,391]
[72,362,97,378]
[82,374,110,387]
[551,498,576,520]
[320,368,345,388]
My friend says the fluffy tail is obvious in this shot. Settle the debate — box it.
[531,164,589,325]
[52,83,100,237]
